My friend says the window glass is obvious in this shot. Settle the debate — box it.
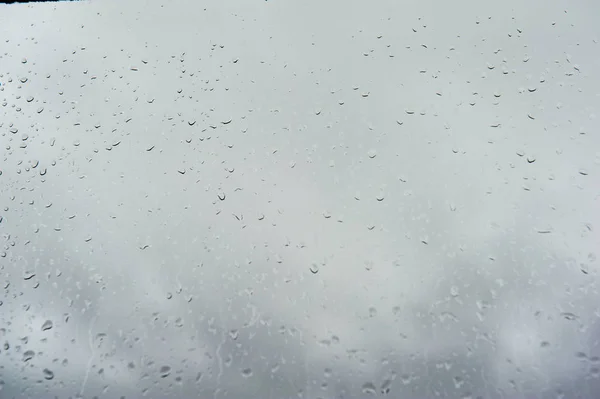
[1,1,599,398]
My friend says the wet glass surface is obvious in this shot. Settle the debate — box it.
[1,0,599,398]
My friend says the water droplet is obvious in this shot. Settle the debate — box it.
[380,379,392,394]
[579,169,588,176]
[23,271,35,280]
[229,329,239,340]
[309,264,319,274]
[159,365,171,378]
[453,376,464,389]
[41,320,53,331]
[23,350,35,362]
[241,368,253,378]
[362,382,377,395]
[43,369,54,380]
[217,192,226,201]
[367,149,377,159]
[560,312,578,320]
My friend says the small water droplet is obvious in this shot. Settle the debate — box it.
[159,365,171,378]
[380,379,392,394]
[241,368,253,378]
[560,312,578,321]
[309,264,319,274]
[23,350,35,362]
[217,192,226,201]
[579,169,588,176]
[367,149,377,159]
[23,271,35,280]
[41,320,53,331]
[362,382,377,395]
[43,369,54,380]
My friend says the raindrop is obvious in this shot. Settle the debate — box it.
[229,329,239,340]
[241,368,253,378]
[23,271,35,280]
[362,382,377,395]
[43,369,54,380]
[159,365,171,378]
[380,379,392,394]
[527,156,536,163]
[23,350,35,362]
[579,169,588,176]
[217,192,226,201]
[309,264,319,274]
[221,118,232,125]
[367,149,377,159]
[41,320,53,331]
[560,312,578,320]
